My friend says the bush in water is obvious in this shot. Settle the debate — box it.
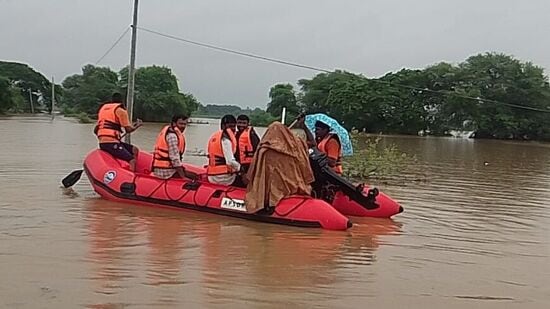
[343,134,412,181]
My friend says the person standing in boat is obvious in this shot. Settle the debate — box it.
[94,92,142,171]
[295,115,343,175]
[206,115,242,186]
[235,114,260,173]
[152,114,195,180]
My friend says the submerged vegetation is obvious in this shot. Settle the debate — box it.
[343,135,412,181]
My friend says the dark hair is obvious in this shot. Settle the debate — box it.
[220,114,237,129]
[171,114,189,123]
[112,92,123,103]
[315,120,330,130]
[237,114,250,122]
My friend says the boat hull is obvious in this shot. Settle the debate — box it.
[331,189,403,218]
[84,150,352,230]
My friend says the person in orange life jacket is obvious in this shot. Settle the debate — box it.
[206,115,242,186]
[95,93,143,171]
[235,114,260,173]
[152,114,197,180]
[296,115,343,174]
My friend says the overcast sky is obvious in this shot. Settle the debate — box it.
[1,0,549,108]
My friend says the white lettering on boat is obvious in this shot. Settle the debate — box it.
[220,197,246,212]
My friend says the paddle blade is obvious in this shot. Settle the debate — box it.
[62,169,83,188]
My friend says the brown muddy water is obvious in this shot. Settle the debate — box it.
[0,115,548,308]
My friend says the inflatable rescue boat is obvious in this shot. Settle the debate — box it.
[83,149,402,231]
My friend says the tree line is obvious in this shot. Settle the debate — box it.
[266,53,550,140]
[0,61,276,125]
[0,61,199,122]
[193,104,277,126]
[61,65,199,122]
[3,52,550,140]
[0,61,61,114]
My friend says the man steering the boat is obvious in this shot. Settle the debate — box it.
[294,115,343,174]
[152,114,197,180]
[94,92,142,171]
[206,115,243,186]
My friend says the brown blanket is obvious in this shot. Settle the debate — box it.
[245,122,314,213]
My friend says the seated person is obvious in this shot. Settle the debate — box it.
[235,114,260,174]
[206,115,242,186]
[232,114,260,187]
[296,116,343,174]
[95,92,142,171]
[152,114,196,179]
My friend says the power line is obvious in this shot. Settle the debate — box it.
[137,26,332,73]
[137,26,550,114]
[95,26,131,64]
[369,80,550,113]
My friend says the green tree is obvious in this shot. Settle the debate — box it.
[61,64,200,122]
[120,65,199,122]
[0,61,60,112]
[319,76,380,131]
[0,76,12,113]
[195,104,246,117]
[61,64,119,115]
[376,69,432,134]
[249,108,277,126]
[0,76,26,114]
[288,53,550,140]
[0,76,14,113]
[298,71,357,113]
[453,53,550,139]
[267,83,299,118]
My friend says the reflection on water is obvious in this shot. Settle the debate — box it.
[82,198,400,307]
[0,116,549,308]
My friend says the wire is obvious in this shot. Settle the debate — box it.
[137,26,331,73]
[137,26,550,114]
[367,80,550,113]
[95,26,131,64]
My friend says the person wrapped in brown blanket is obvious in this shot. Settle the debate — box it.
[244,122,314,213]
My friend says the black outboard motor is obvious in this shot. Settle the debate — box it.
[309,147,379,210]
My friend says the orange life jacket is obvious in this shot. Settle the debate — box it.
[207,129,237,175]
[237,127,256,165]
[95,103,124,141]
[152,125,186,169]
[318,133,343,174]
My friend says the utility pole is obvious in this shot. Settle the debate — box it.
[51,76,55,120]
[125,0,139,144]
[28,89,34,114]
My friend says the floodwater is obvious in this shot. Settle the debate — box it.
[0,115,548,308]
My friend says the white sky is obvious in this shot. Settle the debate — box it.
[1,0,549,108]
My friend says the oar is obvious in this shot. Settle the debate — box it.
[61,133,129,188]
[62,169,84,188]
